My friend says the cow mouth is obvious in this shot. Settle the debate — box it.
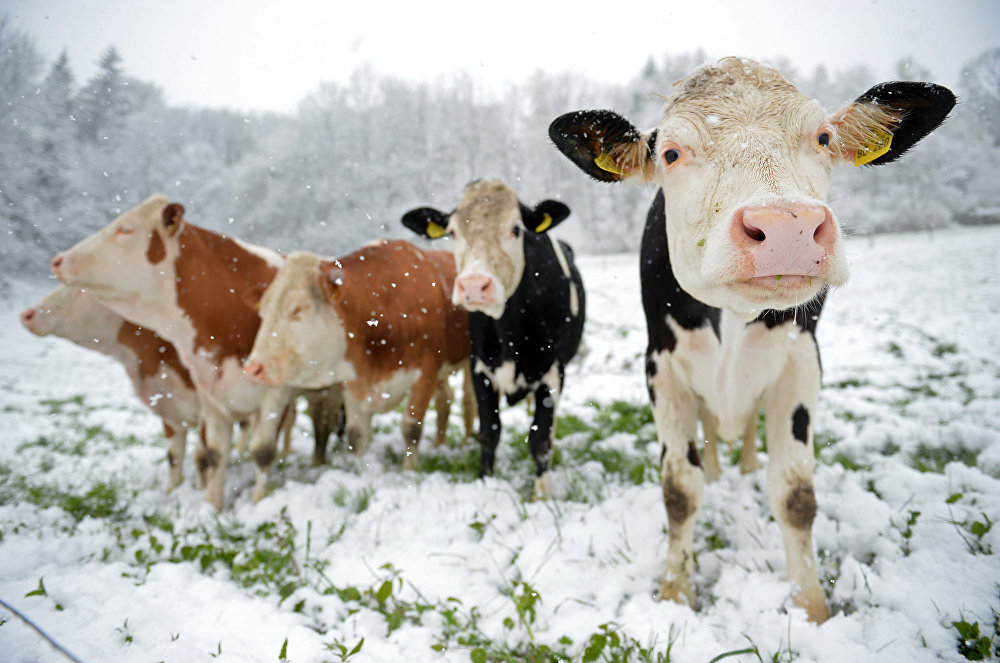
[733,274,824,307]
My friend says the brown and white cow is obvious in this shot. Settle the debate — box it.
[550,57,954,622]
[21,285,199,491]
[243,240,474,467]
[50,195,300,510]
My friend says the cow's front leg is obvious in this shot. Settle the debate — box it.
[472,368,501,477]
[529,366,562,499]
[648,349,702,608]
[164,422,186,491]
[699,407,722,483]
[764,341,829,623]
[250,388,295,504]
[196,400,232,511]
[304,386,343,466]
[401,369,439,470]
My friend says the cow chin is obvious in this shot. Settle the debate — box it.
[459,299,507,320]
[723,276,828,317]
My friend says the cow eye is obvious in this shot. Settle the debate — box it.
[290,305,304,320]
[511,226,521,238]
[817,132,830,147]
[116,226,134,235]
[664,149,681,164]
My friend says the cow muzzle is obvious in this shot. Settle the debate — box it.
[243,359,278,386]
[454,273,498,309]
[731,204,836,279]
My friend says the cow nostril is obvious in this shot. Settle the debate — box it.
[479,280,490,293]
[51,255,64,269]
[743,222,766,242]
[22,310,35,323]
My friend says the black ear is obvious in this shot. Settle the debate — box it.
[854,82,956,166]
[401,207,450,239]
[549,110,654,182]
[525,200,570,233]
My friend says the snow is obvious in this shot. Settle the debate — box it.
[2,226,999,662]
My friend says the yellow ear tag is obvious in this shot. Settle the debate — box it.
[426,221,447,239]
[535,213,553,233]
[854,128,893,166]
[594,151,622,175]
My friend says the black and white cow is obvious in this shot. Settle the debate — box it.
[402,179,585,497]
[549,57,955,622]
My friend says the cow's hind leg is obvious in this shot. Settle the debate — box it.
[401,370,440,470]
[432,372,454,448]
[700,407,722,483]
[164,422,186,492]
[648,349,703,608]
[529,365,563,499]
[740,408,760,474]
[764,341,828,623]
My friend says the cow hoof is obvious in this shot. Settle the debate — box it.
[740,455,760,474]
[401,452,419,471]
[167,470,184,493]
[659,576,696,609]
[792,584,829,623]
[532,473,552,500]
[703,464,721,484]
[204,493,224,513]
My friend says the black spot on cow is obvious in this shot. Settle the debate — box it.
[252,445,276,471]
[663,477,692,524]
[686,439,701,468]
[792,404,810,444]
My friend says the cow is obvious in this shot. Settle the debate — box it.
[242,239,475,467]
[548,57,955,622]
[51,195,304,510]
[21,285,199,491]
[401,179,586,498]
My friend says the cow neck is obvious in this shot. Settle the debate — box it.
[116,321,196,389]
[174,224,277,362]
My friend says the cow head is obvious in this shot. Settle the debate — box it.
[401,179,570,319]
[243,251,354,389]
[550,57,954,317]
[50,194,186,304]
[21,285,120,344]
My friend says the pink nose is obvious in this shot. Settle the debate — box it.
[243,361,268,384]
[51,254,64,275]
[20,308,36,329]
[732,205,835,278]
[455,274,496,306]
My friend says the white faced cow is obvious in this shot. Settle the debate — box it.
[402,179,586,498]
[21,285,199,491]
[243,240,474,467]
[549,57,954,622]
[50,196,299,510]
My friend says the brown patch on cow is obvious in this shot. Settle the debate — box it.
[117,321,196,389]
[173,224,278,363]
[146,230,166,264]
[663,477,692,524]
[785,482,817,530]
[196,446,220,473]
[332,240,470,402]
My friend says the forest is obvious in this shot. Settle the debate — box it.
[1,17,998,285]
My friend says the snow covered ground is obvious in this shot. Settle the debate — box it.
[1,225,999,663]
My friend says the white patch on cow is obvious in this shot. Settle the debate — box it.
[474,358,528,396]
[547,235,578,317]
[366,368,421,413]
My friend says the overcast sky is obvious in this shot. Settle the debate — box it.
[4,0,998,114]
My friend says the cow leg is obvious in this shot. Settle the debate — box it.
[461,360,477,447]
[342,391,373,457]
[280,401,297,458]
[432,374,454,448]
[528,380,559,500]
[164,422,186,492]
[196,402,233,511]
[305,387,342,466]
[249,389,294,504]
[740,410,760,474]
[472,368,501,477]
[700,407,722,483]
[763,345,828,623]
[401,369,441,470]
[648,349,702,608]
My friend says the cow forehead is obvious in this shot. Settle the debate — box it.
[115,193,170,228]
[265,253,322,304]
[452,180,520,239]
[662,58,823,151]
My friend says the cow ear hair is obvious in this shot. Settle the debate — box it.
[318,260,344,301]
[401,207,450,239]
[162,203,185,235]
[844,81,956,166]
[528,200,571,233]
[548,110,656,182]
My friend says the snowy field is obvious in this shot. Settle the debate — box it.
[1,225,999,662]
